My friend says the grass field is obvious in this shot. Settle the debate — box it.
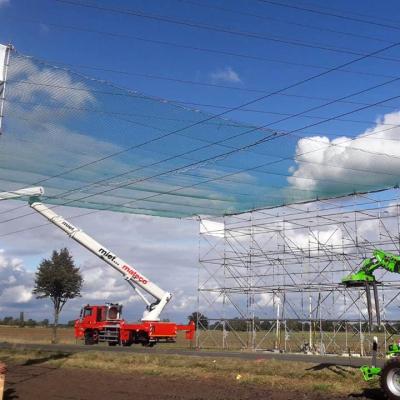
[0,347,378,396]
[197,328,385,354]
[0,326,76,344]
[0,325,388,356]
[0,326,382,397]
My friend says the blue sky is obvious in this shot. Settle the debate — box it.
[1,0,400,323]
[3,0,400,217]
[3,0,400,134]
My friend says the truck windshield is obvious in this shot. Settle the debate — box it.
[108,307,119,320]
[83,308,92,317]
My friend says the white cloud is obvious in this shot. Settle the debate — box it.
[0,250,33,308]
[170,290,197,312]
[285,223,343,255]
[0,0,9,8]
[2,56,110,185]
[210,66,242,84]
[8,56,95,114]
[256,293,273,307]
[0,285,32,303]
[288,110,400,192]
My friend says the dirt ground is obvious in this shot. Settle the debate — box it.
[2,362,379,400]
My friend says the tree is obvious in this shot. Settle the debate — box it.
[2,316,15,325]
[25,318,37,327]
[228,317,248,332]
[188,312,208,329]
[33,248,83,343]
[40,318,49,327]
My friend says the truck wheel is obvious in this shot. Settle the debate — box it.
[381,358,400,399]
[142,341,155,347]
[84,331,95,345]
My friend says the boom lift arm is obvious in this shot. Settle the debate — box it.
[0,186,171,321]
[0,186,44,200]
[341,251,400,388]
[342,249,400,327]
[29,200,171,321]
[342,249,400,285]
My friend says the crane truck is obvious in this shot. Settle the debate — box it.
[0,187,195,347]
[342,249,400,400]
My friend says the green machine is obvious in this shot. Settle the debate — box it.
[342,249,400,399]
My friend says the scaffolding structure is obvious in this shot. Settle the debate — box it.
[197,189,400,355]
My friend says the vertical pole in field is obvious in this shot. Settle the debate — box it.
[309,295,313,351]
[0,43,8,396]
[0,363,5,400]
[359,291,364,357]
[196,217,201,350]
[0,44,12,135]
[275,293,280,351]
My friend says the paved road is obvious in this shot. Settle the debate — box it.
[0,341,381,367]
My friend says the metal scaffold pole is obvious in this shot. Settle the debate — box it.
[197,190,400,354]
[0,44,12,135]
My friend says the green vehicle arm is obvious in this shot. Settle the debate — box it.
[359,343,400,381]
[342,249,400,285]
[341,253,400,383]
[341,249,400,327]
[360,365,381,381]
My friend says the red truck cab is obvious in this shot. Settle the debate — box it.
[75,303,195,347]
[75,303,123,345]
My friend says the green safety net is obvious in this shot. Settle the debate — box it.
[0,50,397,218]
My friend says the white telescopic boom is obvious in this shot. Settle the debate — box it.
[0,187,44,200]
[29,201,171,321]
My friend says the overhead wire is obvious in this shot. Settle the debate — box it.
[2,52,400,222]
[257,0,400,32]
[7,40,397,195]
[178,0,392,44]
[1,167,399,239]
[3,51,400,198]
[9,93,400,134]
[9,49,400,134]
[2,10,400,229]
[10,55,400,96]
[52,0,400,64]
[9,15,400,83]
[282,0,400,26]
[172,100,399,124]
[3,71,400,225]
[2,2,400,322]
[3,103,400,220]
[11,75,400,115]
[3,183,398,239]
[9,111,384,197]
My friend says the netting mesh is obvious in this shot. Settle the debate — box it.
[0,51,397,218]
